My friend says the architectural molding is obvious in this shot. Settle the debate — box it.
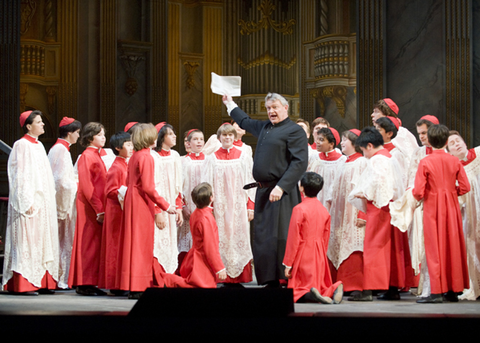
[238,0,295,35]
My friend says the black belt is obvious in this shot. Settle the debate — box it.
[243,181,277,190]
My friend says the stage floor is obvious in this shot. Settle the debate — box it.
[1,286,479,316]
[0,285,479,339]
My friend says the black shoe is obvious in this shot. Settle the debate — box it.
[110,289,129,296]
[9,291,39,296]
[92,287,107,296]
[76,286,97,296]
[263,280,280,289]
[221,283,245,289]
[377,287,400,300]
[348,290,373,301]
[128,291,143,300]
[38,289,55,295]
[416,294,443,303]
[444,291,459,302]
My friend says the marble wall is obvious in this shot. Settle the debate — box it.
[385,0,445,136]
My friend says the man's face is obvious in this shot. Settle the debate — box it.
[371,108,385,124]
[447,134,468,159]
[266,99,288,125]
[416,124,429,146]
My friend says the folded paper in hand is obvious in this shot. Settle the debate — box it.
[210,72,241,97]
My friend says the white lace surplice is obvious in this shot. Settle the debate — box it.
[307,153,347,209]
[459,146,480,300]
[327,156,368,269]
[178,156,205,253]
[2,138,60,289]
[152,150,182,273]
[407,146,427,188]
[48,143,77,289]
[201,151,254,278]
[392,126,419,162]
[349,153,405,213]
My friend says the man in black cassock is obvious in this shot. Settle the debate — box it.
[222,93,308,287]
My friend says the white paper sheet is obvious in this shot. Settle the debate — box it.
[210,72,241,96]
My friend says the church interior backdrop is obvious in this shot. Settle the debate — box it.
[1,0,479,197]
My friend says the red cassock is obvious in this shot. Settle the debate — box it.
[412,149,470,294]
[349,149,409,291]
[69,147,107,287]
[98,156,127,290]
[162,207,225,288]
[116,148,170,292]
[283,197,341,302]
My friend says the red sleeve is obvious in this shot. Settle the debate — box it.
[412,160,427,201]
[247,198,254,210]
[105,163,126,202]
[357,210,367,221]
[282,206,302,267]
[139,153,170,211]
[456,163,471,196]
[175,193,183,209]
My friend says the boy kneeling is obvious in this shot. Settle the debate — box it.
[283,172,343,304]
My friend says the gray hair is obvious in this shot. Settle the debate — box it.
[265,92,288,107]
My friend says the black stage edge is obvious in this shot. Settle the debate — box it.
[129,287,294,318]
[1,313,479,339]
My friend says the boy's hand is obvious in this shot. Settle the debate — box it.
[96,213,104,224]
[217,270,227,281]
[284,266,292,279]
[248,210,254,222]
[176,209,184,226]
[166,205,177,215]
[356,219,366,228]
[155,213,166,230]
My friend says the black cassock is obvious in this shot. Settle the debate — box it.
[230,107,308,284]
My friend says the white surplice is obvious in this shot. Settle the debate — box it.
[327,155,368,269]
[201,147,255,278]
[459,146,480,300]
[2,136,60,289]
[48,141,77,289]
[151,149,182,274]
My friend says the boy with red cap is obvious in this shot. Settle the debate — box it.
[374,117,408,188]
[413,125,470,303]
[2,110,60,294]
[407,115,440,187]
[309,117,330,153]
[371,98,418,160]
[307,127,346,211]
[348,127,406,301]
[48,116,82,289]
